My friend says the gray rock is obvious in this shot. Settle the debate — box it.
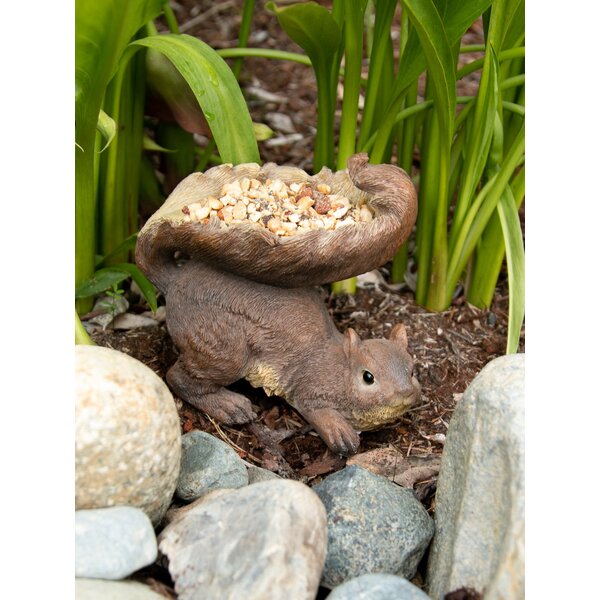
[327,574,431,599]
[246,464,281,483]
[176,430,249,501]
[75,506,157,579]
[313,465,434,589]
[75,346,181,525]
[426,354,524,600]
[75,578,165,599]
[159,479,327,600]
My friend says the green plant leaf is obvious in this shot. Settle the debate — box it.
[402,0,456,148]
[109,263,158,312]
[266,2,341,67]
[129,34,260,165]
[266,1,342,169]
[145,47,209,135]
[75,0,165,308]
[96,234,139,268]
[75,263,158,312]
[449,45,499,249]
[75,0,164,150]
[75,269,130,299]
[96,109,116,152]
[394,0,492,100]
[496,187,525,353]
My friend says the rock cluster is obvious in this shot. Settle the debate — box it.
[75,345,525,600]
[182,177,375,235]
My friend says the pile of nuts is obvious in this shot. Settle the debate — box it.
[181,177,374,236]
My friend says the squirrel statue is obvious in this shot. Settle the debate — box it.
[136,153,420,455]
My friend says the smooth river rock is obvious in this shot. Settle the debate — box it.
[75,578,165,599]
[176,430,248,501]
[75,506,157,579]
[75,345,181,525]
[159,479,327,600]
[426,354,525,600]
[327,573,432,599]
[313,465,434,589]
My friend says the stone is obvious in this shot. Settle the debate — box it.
[159,479,327,600]
[426,354,525,600]
[246,464,281,483]
[75,345,181,525]
[176,430,249,501]
[313,465,434,589]
[327,574,432,599]
[75,578,165,599]
[75,506,157,580]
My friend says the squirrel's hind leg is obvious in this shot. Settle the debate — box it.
[166,359,256,424]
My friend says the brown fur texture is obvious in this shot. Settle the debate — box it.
[136,154,420,455]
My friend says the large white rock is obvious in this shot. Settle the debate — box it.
[75,345,181,525]
[426,354,525,599]
[159,479,328,600]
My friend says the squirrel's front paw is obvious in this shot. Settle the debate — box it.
[303,408,360,456]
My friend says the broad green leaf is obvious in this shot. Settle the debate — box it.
[128,34,259,165]
[266,2,341,67]
[75,0,164,149]
[266,1,342,169]
[75,269,130,299]
[146,48,209,135]
[497,187,525,354]
[96,109,116,152]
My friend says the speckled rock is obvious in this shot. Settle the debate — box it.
[327,574,431,599]
[246,464,281,483]
[75,345,181,525]
[176,430,248,501]
[75,578,165,599]
[75,506,157,579]
[313,465,434,589]
[159,479,327,600]
[426,354,525,600]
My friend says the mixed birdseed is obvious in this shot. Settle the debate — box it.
[181,177,374,236]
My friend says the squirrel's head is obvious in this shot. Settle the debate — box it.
[341,324,420,431]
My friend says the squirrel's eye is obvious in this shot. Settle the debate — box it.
[362,370,375,384]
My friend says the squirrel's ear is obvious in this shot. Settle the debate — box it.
[343,328,361,357]
[389,323,408,350]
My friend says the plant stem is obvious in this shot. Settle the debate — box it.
[75,310,94,345]
[232,0,256,79]
[162,2,180,34]
[337,2,365,170]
